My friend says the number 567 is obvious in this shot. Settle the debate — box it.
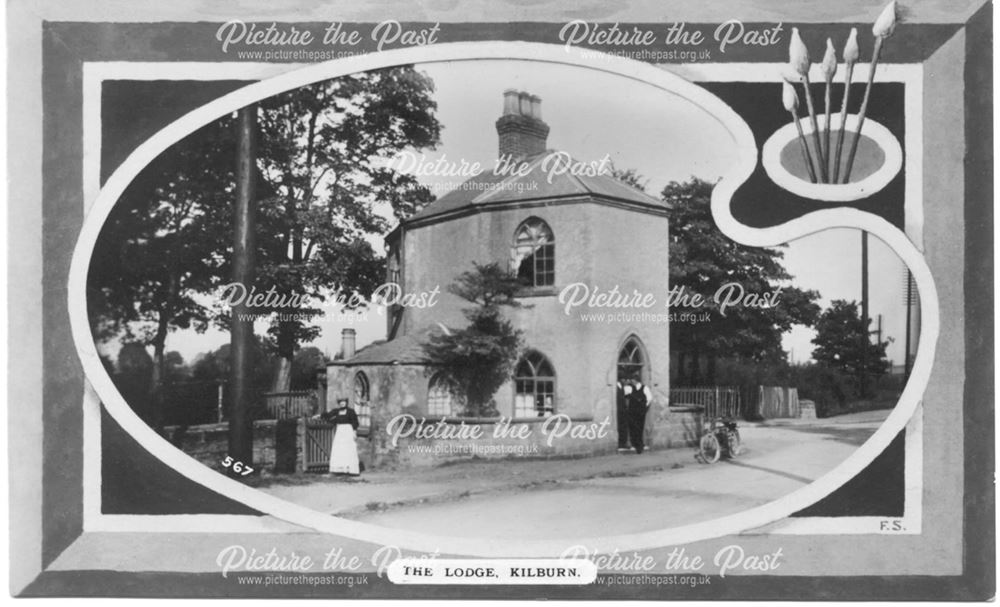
[221,456,254,476]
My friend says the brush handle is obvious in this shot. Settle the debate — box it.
[843,37,884,184]
[832,62,855,183]
[824,80,833,178]
[801,75,829,183]
[792,111,818,184]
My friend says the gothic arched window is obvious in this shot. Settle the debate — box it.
[353,372,371,430]
[514,350,556,418]
[511,218,555,287]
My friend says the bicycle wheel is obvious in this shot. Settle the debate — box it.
[727,429,742,457]
[699,433,721,464]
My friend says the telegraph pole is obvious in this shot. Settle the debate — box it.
[860,231,869,398]
[228,104,258,476]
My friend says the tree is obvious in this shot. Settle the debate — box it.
[608,164,649,192]
[191,339,276,421]
[291,346,327,390]
[88,119,235,407]
[114,342,156,426]
[89,66,442,408]
[812,299,890,380]
[250,67,441,391]
[424,263,524,417]
[658,178,821,384]
[163,351,191,383]
[191,340,275,394]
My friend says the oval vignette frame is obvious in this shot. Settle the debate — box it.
[68,41,939,556]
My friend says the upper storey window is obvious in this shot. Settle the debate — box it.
[511,217,555,288]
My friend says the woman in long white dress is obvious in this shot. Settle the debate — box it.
[321,398,360,475]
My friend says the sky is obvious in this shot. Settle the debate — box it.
[100,58,912,368]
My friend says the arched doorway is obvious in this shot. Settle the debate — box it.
[615,336,649,450]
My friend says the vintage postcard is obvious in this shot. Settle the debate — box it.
[5,0,994,600]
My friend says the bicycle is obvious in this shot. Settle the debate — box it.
[697,417,742,464]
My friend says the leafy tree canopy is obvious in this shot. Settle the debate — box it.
[660,178,821,368]
[811,299,890,377]
[424,262,524,416]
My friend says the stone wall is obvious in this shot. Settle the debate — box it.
[165,405,700,474]
[364,406,702,470]
[165,420,278,473]
[324,360,700,471]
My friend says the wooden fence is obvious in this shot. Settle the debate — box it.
[263,391,318,419]
[669,387,742,419]
[755,386,800,419]
[669,386,802,420]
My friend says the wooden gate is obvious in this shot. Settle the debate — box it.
[303,421,334,472]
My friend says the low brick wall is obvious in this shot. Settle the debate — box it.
[165,420,278,473]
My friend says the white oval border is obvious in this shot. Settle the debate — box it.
[67,42,938,556]
[762,113,904,202]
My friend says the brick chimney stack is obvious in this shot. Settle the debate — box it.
[496,89,550,160]
[340,328,356,360]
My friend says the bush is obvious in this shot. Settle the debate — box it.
[792,364,857,417]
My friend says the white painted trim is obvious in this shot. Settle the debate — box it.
[81,383,102,527]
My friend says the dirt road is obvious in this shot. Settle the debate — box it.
[260,410,890,539]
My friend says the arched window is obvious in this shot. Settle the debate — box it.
[353,372,371,431]
[514,350,556,418]
[511,218,554,287]
[617,337,648,383]
[427,373,462,417]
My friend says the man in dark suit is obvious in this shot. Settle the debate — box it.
[627,380,651,454]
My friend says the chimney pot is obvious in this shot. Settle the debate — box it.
[496,90,550,160]
[502,89,519,115]
[529,95,542,120]
[518,92,532,117]
[340,328,356,360]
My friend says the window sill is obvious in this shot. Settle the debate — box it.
[514,286,558,298]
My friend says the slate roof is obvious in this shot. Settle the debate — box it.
[405,151,666,224]
[329,325,445,366]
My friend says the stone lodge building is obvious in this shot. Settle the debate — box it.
[326,90,700,469]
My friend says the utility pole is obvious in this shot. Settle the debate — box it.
[903,269,914,381]
[228,104,258,477]
[860,231,869,398]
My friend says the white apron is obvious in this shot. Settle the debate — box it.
[329,423,360,475]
